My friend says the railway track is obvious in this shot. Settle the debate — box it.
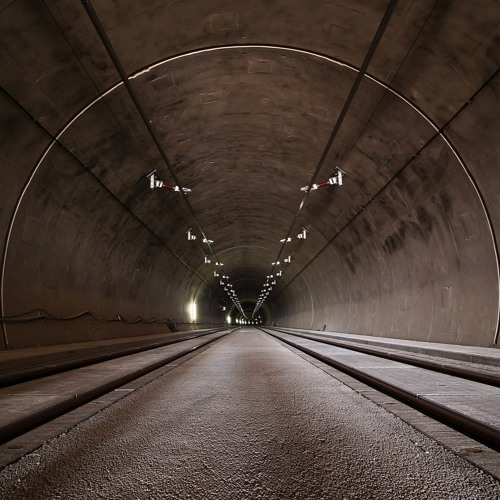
[262,327,500,386]
[260,326,500,451]
[0,328,236,446]
[0,327,231,388]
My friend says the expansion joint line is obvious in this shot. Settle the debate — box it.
[255,0,399,314]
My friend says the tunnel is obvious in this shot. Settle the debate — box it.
[1,0,499,351]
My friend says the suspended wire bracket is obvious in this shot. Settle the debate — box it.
[300,167,345,192]
[280,228,307,243]
[147,171,192,193]
[187,228,213,244]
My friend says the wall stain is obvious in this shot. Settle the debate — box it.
[383,231,402,255]
[416,206,433,235]
[439,190,453,213]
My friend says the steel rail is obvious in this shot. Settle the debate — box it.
[0,327,229,388]
[260,326,500,451]
[0,328,237,445]
[264,326,500,387]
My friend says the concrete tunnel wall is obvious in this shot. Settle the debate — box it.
[0,1,499,349]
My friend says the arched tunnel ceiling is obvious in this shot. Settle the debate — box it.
[1,1,499,347]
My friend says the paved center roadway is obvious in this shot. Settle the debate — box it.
[0,328,498,499]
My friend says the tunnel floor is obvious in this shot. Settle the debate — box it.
[0,328,498,499]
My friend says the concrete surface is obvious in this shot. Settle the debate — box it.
[0,330,229,442]
[270,330,500,433]
[1,1,499,351]
[0,328,220,375]
[0,328,498,499]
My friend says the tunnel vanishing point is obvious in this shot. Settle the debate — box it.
[1,0,499,351]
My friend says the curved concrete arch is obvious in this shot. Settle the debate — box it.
[1,1,499,348]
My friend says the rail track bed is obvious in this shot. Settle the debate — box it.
[260,327,500,452]
[0,328,235,458]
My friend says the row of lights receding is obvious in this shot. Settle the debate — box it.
[252,227,310,315]
[253,168,345,317]
[147,170,246,319]
[192,234,245,318]
[148,168,345,321]
[253,255,291,316]
[236,318,262,325]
